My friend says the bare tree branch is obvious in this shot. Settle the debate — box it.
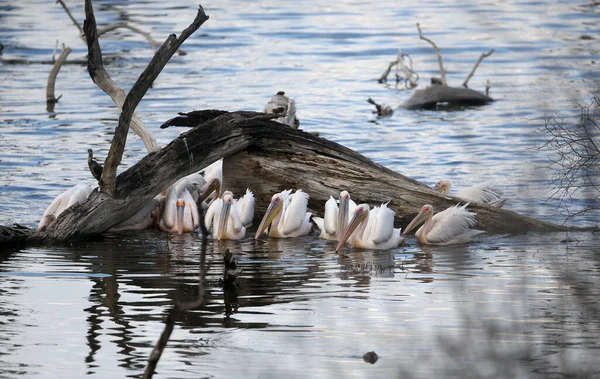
[46,43,72,112]
[463,49,494,88]
[98,5,208,195]
[416,23,447,86]
[536,96,600,224]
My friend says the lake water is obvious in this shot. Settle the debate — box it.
[1,0,599,378]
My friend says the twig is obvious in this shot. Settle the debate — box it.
[56,0,83,35]
[46,43,72,112]
[143,211,210,379]
[98,22,187,55]
[416,23,447,86]
[91,2,208,195]
[463,49,494,88]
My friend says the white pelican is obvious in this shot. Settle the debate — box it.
[312,190,357,241]
[402,203,484,245]
[255,189,312,239]
[158,187,200,234]
[335,203,403,251]
[37,182,94,231]
[433,180,505,207]
[205,189,255,240]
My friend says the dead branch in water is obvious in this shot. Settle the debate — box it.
[378,50,419,88]
[142,215,209,379]
[46,42,72,112]
[463,49,494,88]
[416,23,446,86]
[84,0,208,194]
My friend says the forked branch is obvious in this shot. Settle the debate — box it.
[83,0,208,195]
[416,23,447,86]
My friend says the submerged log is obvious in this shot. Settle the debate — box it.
[4,110,588,248]
[401,83,493,110]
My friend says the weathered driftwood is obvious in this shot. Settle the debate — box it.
[1,111,592,248]
[401,83,494,110]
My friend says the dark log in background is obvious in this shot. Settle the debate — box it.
[401,84,493,110]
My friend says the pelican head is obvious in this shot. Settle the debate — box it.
[337,190,351,238]
[199,178,221,204]
[402,204,434,236]
[335,204,369,252]
[433,180,451,195]
[176,199,185,235]
[254,193,284,239]
[218,191,235,241]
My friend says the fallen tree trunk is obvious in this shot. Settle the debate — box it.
[6,110,592,248]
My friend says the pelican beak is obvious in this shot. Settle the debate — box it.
[218,202,231,241]
[433,183,443,193]
[335,210,367,252]
[176,199,185,235]
[402,209,429,236]
[254,201,282,239]
[337,196,349,238]
[199,178,221,204]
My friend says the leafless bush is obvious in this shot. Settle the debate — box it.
[537,96,600,223]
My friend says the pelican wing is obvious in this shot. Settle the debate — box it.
[235,189,255,227]
[426,204,478,244]
[281,190,309,235]
[66,182,93,207]
[456,185,503,204]
[324,196,338,235]
[370,203,395,244]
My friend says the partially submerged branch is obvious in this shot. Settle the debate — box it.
[417,23,446,86]
[46,42,72,112]
[378,50,419,88]
[463,49,494,88]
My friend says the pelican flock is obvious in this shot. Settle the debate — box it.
[38,119,491,249]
